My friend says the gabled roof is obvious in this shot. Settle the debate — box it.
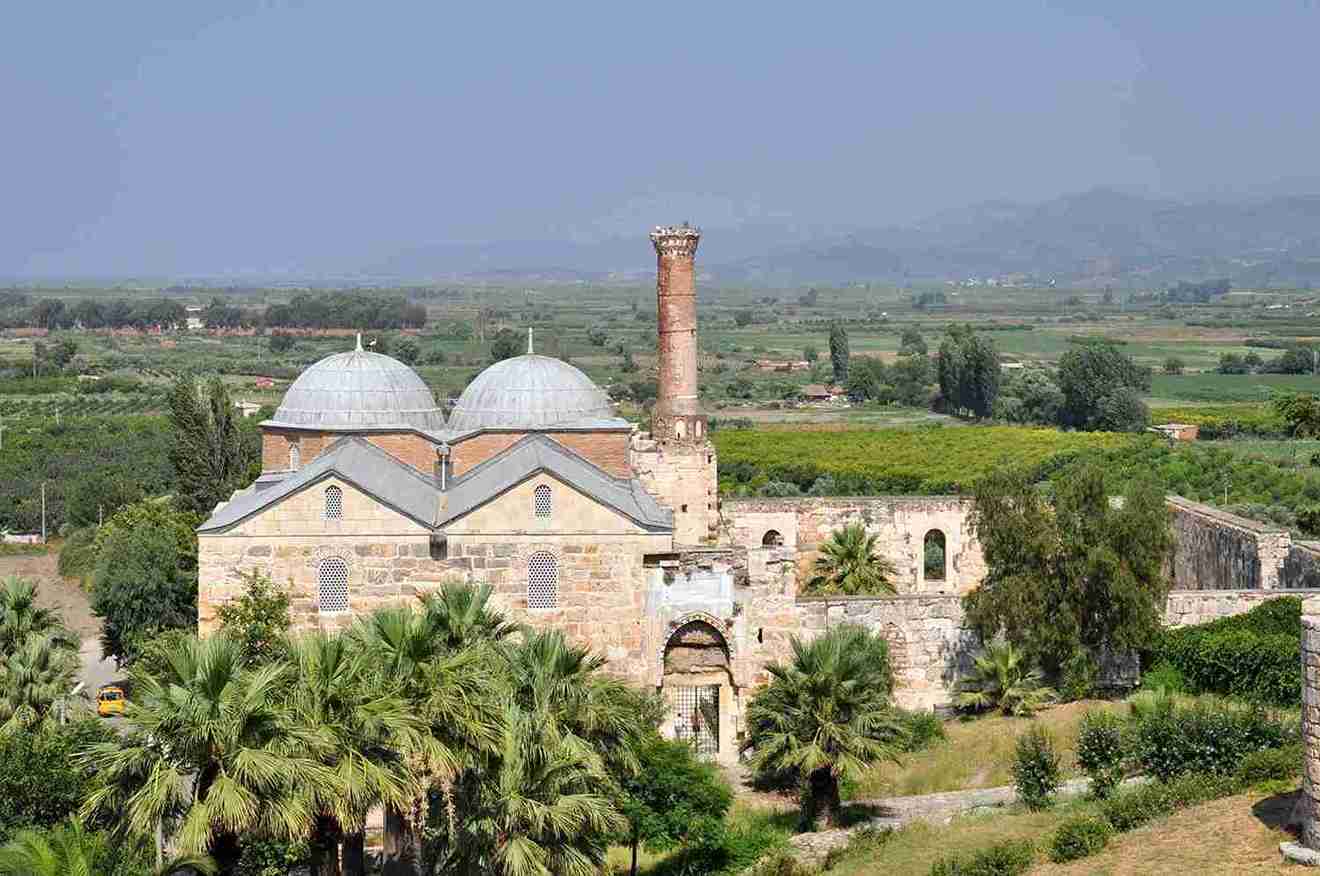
[438,434,673,532]
[198,437,440,533]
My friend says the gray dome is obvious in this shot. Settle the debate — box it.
[266,344,446,432]
[448,354,617,432]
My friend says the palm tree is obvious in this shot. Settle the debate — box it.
[0,628,82,733]
[434,705,624,876]
[353,600,505,876]
[805,524,897,595]
[742,624,905,830]
[418,582,521,653]
[283,631,429,876]
[955,640,1056,717]
[78,634,332,873]
[0,576,78,656]
[0,819,216,876]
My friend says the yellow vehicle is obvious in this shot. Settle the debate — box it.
[96,685,126,717]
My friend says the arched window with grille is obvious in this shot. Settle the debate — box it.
[527,551,558,609]
[318,557,350,613]
[533,484,552,518]
[324,485,343,519]
[289,443,301,470]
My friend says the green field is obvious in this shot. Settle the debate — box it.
[713,425,1134,494]
[1149,373,1320,403]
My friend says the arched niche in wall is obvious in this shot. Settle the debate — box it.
[923,529,947,584]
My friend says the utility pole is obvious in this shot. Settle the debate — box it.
[40,482,46,544]
[0,420,5,450]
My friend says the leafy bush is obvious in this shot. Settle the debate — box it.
[1012,725,1061,811]
[1048,815,1113,863]
[928,839,1035,876]
[234,838,310,876]
[1138,660,1186,694]
[1128,698,1291,781]
[1076,711,1126,799]
[1148,597,1302,705]
[1235,744,1302,785]
[0,720,115,842]
[897,709,947,752]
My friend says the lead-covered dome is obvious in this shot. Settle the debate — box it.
[265,342,446,432]
[448,354,618,433]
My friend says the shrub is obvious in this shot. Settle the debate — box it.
[956,642,1055,717]
[1076,711,1126,799]
[1148,597,1302,705]
[1235,744,1302,786]
[928,839,1035,876]
[1138,660,1186,694]
[234,837,310,876]
[1048,815,1113,863]
[1128,699,1291,781]
[1099,772,1244,833]
[897,710,947,753]
[0,720,115,842]
[1012,725,1061,811]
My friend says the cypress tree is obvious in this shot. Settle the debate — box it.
[829,322,850,384]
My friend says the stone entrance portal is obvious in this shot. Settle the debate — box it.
[661,618,736,761]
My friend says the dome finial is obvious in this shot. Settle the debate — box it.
[527,327,534,355]
[355,332,363,352]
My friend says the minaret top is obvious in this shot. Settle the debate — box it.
[355,332,363,352]
[649,223,701,258]
[527,326,534,355]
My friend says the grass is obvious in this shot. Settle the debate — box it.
[824,788,1298,876]
[1149,372,1320,403]
[851,701,1125,799]
[1219,438,1320,465]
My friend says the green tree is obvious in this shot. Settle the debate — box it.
[899,327,927,357]
[742,625,901,829]
[890,352,932,407]
[955,641,1056,716]
[1162,356,1184,375]
[0,819,214,876]
[168,375,258,516]
[734,310,754,328]
[1273,392,1320,438]
[0,577,81,732]
[268,331,296,354]
[0,720,115,842]
[803,345,819,363]
[89,522,196,664]
[618,736,733,876]
[963,464,1173,680]
[1057,342,1151,431]
[489,328,523,363]
[393,337,420,365]
[804,524,896,596]
[214,571,292,666]
[828,322,850,383]
[79,635,328,872]
[936,325,999,418]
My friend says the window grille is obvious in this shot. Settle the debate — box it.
[533,484,552,518]
[318,558,350,613]
[289,443,300,470]
[324,486,343,519]
[527,551,558,609]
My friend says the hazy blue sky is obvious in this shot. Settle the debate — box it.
[4,1,1317,276]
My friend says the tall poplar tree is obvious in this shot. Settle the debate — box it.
[828,322,850,383]
[168,375,256,515]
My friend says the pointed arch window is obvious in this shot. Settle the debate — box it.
[527,551,559,609]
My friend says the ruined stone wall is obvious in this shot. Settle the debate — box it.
[1167,496,1290,590]
[630,432,718,546]
[1287,542,1320,590]
[1302,614,1320,849]
[1164,589,1320,627]
[722,497,986,595]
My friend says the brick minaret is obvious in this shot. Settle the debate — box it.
[650,224,705,443]
[631,224,718,545]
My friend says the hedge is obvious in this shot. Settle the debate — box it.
[1147,597,1302,706]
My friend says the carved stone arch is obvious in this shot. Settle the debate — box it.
[310,545,357,574]
[659,611,735,676]
[882,623,910,685]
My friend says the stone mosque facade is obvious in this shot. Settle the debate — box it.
[198,225,1315,762]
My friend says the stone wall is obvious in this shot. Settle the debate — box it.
[1163,589,1320,627]
[1166,496,1290,590]
[1302,614,1320,849]
[630,432,719,546]
[1287,542,1320,590]
[722,497,985,595]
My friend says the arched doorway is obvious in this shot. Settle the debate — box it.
[661,618,734,758]
[762,529,784,547]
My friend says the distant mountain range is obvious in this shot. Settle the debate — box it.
[365,189,1320,288]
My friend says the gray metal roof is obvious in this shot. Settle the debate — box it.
[447,354,623,433]
[198,437,440,533]
[437,434,673,531]
[264,340,446,432]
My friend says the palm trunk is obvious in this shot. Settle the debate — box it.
[804,768,843,831]
[382,804,408,876]
[310,814,343,876]
[210,832,242,876]
[630,827,640,876]
[342,831,366,876]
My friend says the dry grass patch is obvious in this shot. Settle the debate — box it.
[853,700,1125,799]
[1031,789,1299,875]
